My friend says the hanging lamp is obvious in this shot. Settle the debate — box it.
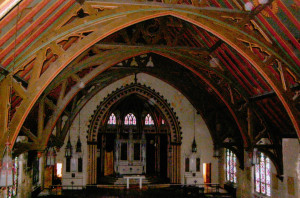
[76,112,82,157]
[65,118,73,158]
[131,57,138,67]
[191,109,197,153]
[146,56,154,67]
[0,141,13,187]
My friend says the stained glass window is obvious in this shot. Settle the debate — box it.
[162,119,165,125]
[108,113,116,125]
[145,114,154,125]
[8,157,18,198]
[254,152,271,196]
[124,113,136,125]
[225,149,237,184]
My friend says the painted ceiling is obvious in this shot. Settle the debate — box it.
[0,0,299,175]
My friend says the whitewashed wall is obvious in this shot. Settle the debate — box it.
[56,73,218,185]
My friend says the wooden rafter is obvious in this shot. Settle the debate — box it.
[0,1,298,160]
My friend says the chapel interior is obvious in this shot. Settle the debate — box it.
[0,0,299,198]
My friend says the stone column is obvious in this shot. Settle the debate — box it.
[39,151,45,190]
[87,142,97,184]
[282,139,299,198]
[142,131,146,174]
[236,151,252,198]
[156,135,160,175]
[114,132,120,174]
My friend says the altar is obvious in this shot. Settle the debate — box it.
[114,129,146,175]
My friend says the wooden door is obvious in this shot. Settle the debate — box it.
[203,163,211,184]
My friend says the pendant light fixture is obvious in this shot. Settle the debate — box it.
[191,109,197,153]
[0,141,13,187]
[146,56,154,67]
[213,145,221,158]
[76,111,82,156]
[65,118,73,158]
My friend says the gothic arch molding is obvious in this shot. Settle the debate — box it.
[86,82,182,184]
[87,83,182,144]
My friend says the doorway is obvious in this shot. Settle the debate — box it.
[203,163,211,184]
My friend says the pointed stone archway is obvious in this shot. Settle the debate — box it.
[87,83,182,184]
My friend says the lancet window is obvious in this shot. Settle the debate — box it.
[255,152,271,196]
[124,113,136,125]
[226,149,237,184]
[145,114,154,125]
[108,113,116,125]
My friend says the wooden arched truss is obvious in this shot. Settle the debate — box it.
[0,2,298,176]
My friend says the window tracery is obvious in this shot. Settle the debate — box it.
[108,113,116,125]
[255,152,271,196]
[226,149,237,184]
[145,114,154,125]
[124,113,136,125]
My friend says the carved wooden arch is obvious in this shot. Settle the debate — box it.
[2,3,299,156]
[87,83,182,144]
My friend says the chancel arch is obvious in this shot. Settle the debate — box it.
[87,82,183,184]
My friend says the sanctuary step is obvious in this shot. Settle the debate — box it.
[98,175,169,185]
[145,176,169,184]
[98,176,117,184]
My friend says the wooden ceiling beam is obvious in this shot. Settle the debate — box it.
[96,43,208,54]
[247,84,300,102]
[208,39,223,53]
[37,48,248,149]
[2,3,299,157]
[20,126,38,143]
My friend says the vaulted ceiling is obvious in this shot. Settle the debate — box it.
[0,0,299,176]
